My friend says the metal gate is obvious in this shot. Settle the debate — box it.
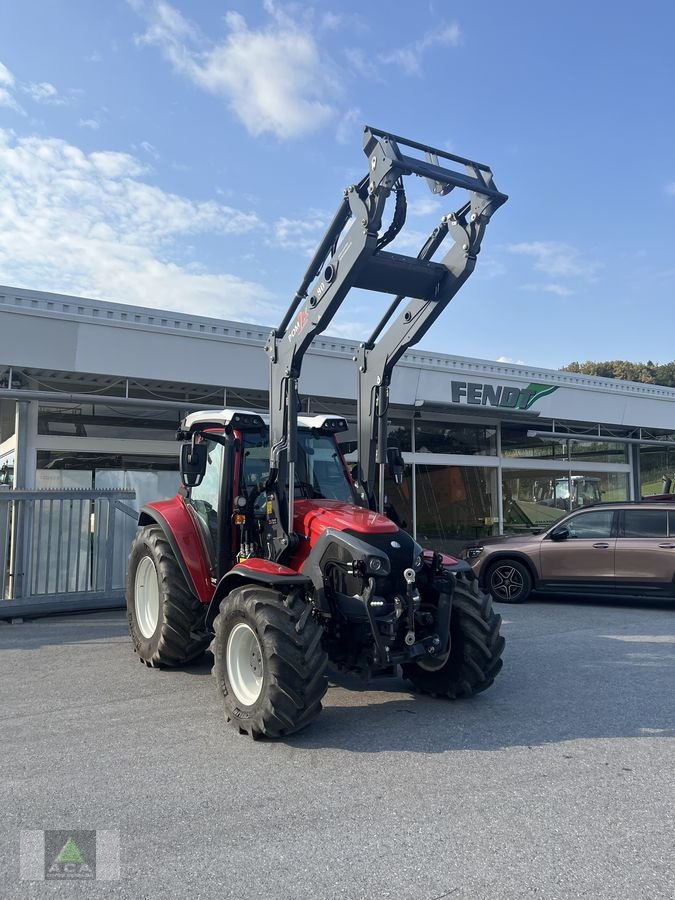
[0,488,137,619]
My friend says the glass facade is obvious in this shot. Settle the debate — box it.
[639,446,675,497]
[415,420,497,456]
[415,464,497,552]
[38,403,180,442]
[502,469,630,533]
[36,451,179,509]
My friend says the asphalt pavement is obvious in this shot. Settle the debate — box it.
[0,596,674,900]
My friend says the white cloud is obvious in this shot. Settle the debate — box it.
[23,81,65,105]
[0,60,25,114]
[78,117,102,130]
[133,1,339,139]
[271,213,328,254]
[497,356,526,365]
[0,128,275,319]
[378,23,461,76]
[0,61,13,87]
[140,140,160,160]
[507,241,600,280]
[336,106,362,145]
[521,282,574,297]
[407,195,442,217]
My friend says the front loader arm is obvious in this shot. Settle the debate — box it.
[263,126,507,561]
[354,133,507,510]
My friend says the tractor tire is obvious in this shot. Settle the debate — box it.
[126,524,209,667]
[402,572,505,699]
[211,584,328,739]
[485,557,532,604]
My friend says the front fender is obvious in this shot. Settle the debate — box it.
[206,560,312,629]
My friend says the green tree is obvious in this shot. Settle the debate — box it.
[561,360,675,387]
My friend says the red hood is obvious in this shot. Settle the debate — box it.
[294,499,398,541]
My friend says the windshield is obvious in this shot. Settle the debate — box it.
[241,430,355,502]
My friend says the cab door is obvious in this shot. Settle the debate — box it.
[186,438,224,577]
[539,508,617,585]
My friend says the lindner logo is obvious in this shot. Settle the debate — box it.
[450,381,558,410]
[287,308,309,342]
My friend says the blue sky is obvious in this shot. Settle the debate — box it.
[0,0,673,369]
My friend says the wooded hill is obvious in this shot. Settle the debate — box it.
[561,360,675,387]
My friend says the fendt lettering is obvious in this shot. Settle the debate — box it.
[451,380,559,410]
[127,126,507,739]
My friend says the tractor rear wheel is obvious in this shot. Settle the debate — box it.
[211,584,328,739]
[126,524,209,667]
[402,572,505,699]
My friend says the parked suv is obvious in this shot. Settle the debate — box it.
[462,501,675,604]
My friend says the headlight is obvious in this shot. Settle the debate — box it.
[368,556,383,572]
[466,546,484,560]
[414,553,424,570]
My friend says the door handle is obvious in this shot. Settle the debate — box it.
[592,542,610,549]
[658,543,675,549]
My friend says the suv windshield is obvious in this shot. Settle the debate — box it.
[241,430,355,502]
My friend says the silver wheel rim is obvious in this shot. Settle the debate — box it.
[491,565,524,601]
[226,623,264,706]
[135,556,160,638]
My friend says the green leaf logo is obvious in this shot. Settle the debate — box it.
[522,383,558,410]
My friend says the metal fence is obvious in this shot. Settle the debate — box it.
[0,488,137,620]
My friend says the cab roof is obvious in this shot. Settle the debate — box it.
[181,408,348,434]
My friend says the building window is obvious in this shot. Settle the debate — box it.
[414,420,497,456]
[501,424,566,459]
[36,451,179,508]
[639,447,675,497]
[502,469,630,534]
[415,464,497,551]
[569,440,628,464]
[38,403,181,442]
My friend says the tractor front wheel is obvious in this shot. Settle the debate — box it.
[402,573,505,699]
[126,525,209,667]
[211,584,328,739]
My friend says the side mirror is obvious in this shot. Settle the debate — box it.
[180,441,207,488]
[549,526,570,542]
[386,446,405,485]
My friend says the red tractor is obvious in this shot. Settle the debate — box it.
[127,127,507,738]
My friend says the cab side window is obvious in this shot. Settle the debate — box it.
[566,510,614,539]
[188,439,223,560]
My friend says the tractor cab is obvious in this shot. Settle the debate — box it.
[176,409,365,573]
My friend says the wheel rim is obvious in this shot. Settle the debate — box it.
[135,555,160,638]
[491,565,524,601]
[226,623,264,706]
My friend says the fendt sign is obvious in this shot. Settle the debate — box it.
[450,381,558,411]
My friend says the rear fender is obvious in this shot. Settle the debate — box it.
[138,499,213,602]
[206,560,312,629]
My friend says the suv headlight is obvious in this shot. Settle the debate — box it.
[466,546,484,560]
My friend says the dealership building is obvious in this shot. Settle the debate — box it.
[2,284,675,554]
